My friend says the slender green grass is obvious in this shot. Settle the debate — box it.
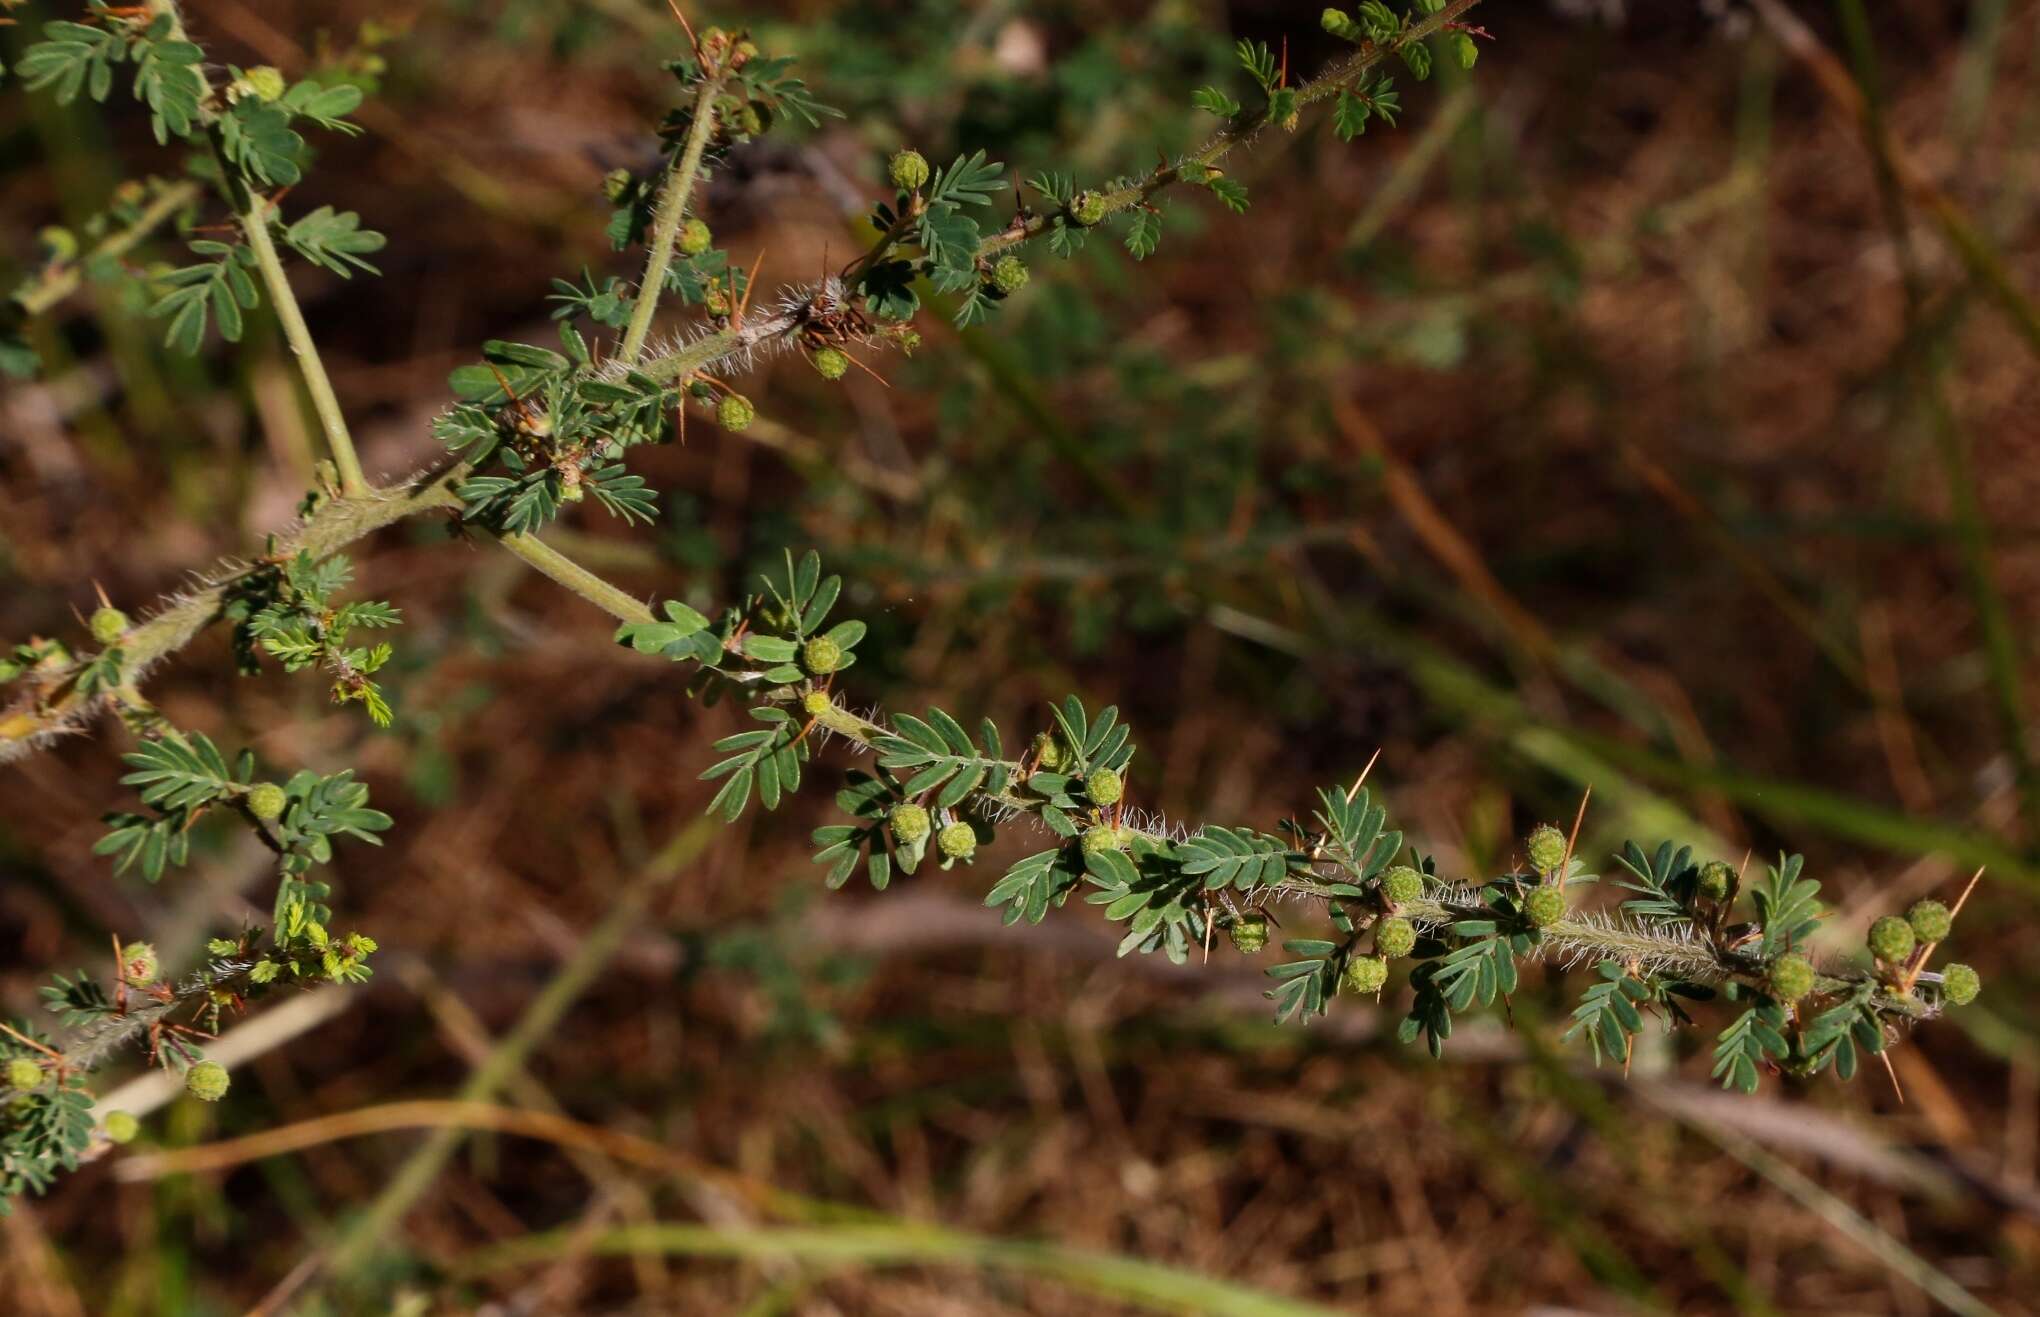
[460,1220,1342,1317]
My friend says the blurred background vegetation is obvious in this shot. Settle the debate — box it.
[5,0,2040,1311]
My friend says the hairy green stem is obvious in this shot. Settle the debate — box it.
[618,77,724,364]
[11,181,202,318]
[147,0,370,494]
[493,531,657,623]
[236,198,369,494]
[637,327,742,384]
[444,529,1933,1025]
[0,469,463,760]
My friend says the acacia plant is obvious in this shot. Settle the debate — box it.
[0,0,1987,1212]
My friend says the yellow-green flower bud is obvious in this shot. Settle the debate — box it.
[889,803,931,845]
[38,226,78,262]
[1070,191,1109,227]
[1340,954,1389,995]
[937,820,977,861]
[1080,825,1128,857]
[119,941,159,986]
[988,255,1029,295]
[1380,865,1425,906]
[1321,8,1364,41]
[679,218,713,256]
[247,782,288,822]
[1375,917,1417,959]
[183,1060,230,1102]
[1768,954,1816,1003]
[1697,860,1734,901]
[1032,732,1065,771]
[602,168,633,202]
[801,635,843,675]
[102,1110,140,1144]
[716,394,755,431]
[1867,915,1915,964]
[1228,912,1269,954]
[1525,824,1567,875]
[1522,885,1566,929]
[1085,767,1123,807]
[1906,900,1952,944]
[1940,963,1980,1006]
[6,1057,45,1092]
[888,150,930,191]
[811,347,850,380]
[89,606,129,646]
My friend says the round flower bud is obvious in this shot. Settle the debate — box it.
[1321,7,1352,34]
[716,394,755,431]
[243,66,286,102]
[678,218,713,256]
[1085,768,1123,807]
[888,149,930,192]
[1380,865,1425,906]
[1768,954,1816,1003]
[183,1061,230,1102]
[1070,191,1108,227]
[988,255,1029,296]
[734,101,766,136]
[1032,732,1065,772]
[1697,860,1734,902]
[102,1110,140,1145]
[6,1057,45,1093]
[1340,954,1389,996]
[1906,899,1952,944]
[702,285,731,317]
[1375,916,1416,959]
[1525,824,1567,875]
[119,941,159,987]
[801,635,843,675]
[889,803,931,845]
[811,347,850,380]
[802,689,834,718]
[1522,885,1566,929]
[38,226,78,262]
[89,606,129,646]
[1867,914,1916,964]
[602,168,633,203]
[246,782,288,822]
[1940,962,1981,1006]
[1080,825,1128,857]
[937,820,977,861]
[1228,912,1270,955]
